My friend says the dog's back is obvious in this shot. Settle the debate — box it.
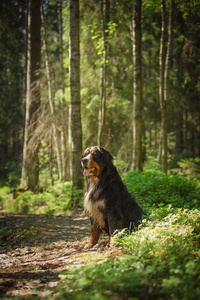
[101,166,144,231]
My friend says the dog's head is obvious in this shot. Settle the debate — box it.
[81,146,113,178]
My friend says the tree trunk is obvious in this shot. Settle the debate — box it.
[59,0,68,181]
[154,97,158,152]
[159,0,167,170]
[21,0,41,192]
[41,0,62,180]
[132,0,143,171]
[49,127,54,186]
[159,0,174,173]
[70,0,83,196]
[21,0,31,190]
[97,0,109,146]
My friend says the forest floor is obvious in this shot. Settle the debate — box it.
[0,209,113,298]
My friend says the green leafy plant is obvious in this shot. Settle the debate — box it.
[178,157,200,179]
[0,226,12,239]
[122,170,200,214]
[2,181,75,215]
[53,208,200,300]
[90,21,117,66]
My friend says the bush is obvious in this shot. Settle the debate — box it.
[0,161,21,187]
[177,158,200,179]
[54,208,200,300]
[122,170,200,214]
[2,181,78,215]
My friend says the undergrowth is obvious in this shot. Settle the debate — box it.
[1,170,199,216]
[46,171,199,300]
[122,170,200,214]
[1,181,83,215]
[49,207,200,300]
[1,169,200,299]
[39,207,199,300]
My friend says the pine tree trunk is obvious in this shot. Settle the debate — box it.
[159,0,167,171]
[159,0,173,173]
[59,0,68,181]
[154,97,158,151]
[41,1,62,180]
[70,0,83,195]
[21,0,31,190]
[49,127,54,185]
[132,0,143,171]
[21,0,41,191]
[97,0,109,146]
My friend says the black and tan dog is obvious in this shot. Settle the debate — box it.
[81,146,145,248]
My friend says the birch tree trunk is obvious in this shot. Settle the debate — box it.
[132,0,143,171]
[21,0,41,191]
[70,0,83,194]
[59,0,68,181]
[97,0,109,146]
[41,1,62,180]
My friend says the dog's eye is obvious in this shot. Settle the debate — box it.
[86,150,89,155]
[91,151,96,156]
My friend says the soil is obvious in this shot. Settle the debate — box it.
[0,209,112,298]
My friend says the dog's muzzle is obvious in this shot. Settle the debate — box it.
[81,157,89,168]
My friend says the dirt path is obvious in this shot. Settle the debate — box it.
[0,209,107,297]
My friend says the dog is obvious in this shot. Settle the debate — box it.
[81,146,145,248]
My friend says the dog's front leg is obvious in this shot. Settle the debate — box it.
[86,219,101,248]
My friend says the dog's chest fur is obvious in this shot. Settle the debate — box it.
[84,179,106,228]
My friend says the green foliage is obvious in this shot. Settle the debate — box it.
[1,169,200,299]
[90,21,117,65]
[0,226,12,239]
[122,170,200,214]
[178,158,200,179]
[0,185,12,201]
[2,181,80,215]
[1,162,21,187]
[52,208,200,300]
[71,187,84,208]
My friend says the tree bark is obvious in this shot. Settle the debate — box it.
[97,0,109,146]
[21,0,41,191]
[70,0,83,195]
[59,0,68,181]
[132,0,143,171]
[41,0,62,180]
[159,0,167,169]
[159,0,174,173]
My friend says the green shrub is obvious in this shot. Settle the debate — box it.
[54,208,200,300]
[0,226,12,239]
[2,181,76,215]
[122,170,200,214]
[178,157,200,179]
[0,185,12,200]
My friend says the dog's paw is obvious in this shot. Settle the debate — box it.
[84,242,97,249]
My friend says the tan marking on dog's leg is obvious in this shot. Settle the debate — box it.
[86,224,101,248]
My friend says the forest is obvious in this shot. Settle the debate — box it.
[0,0,200,190]
[0,0,200,299]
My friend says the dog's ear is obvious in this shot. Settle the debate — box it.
[99,147,113,165]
